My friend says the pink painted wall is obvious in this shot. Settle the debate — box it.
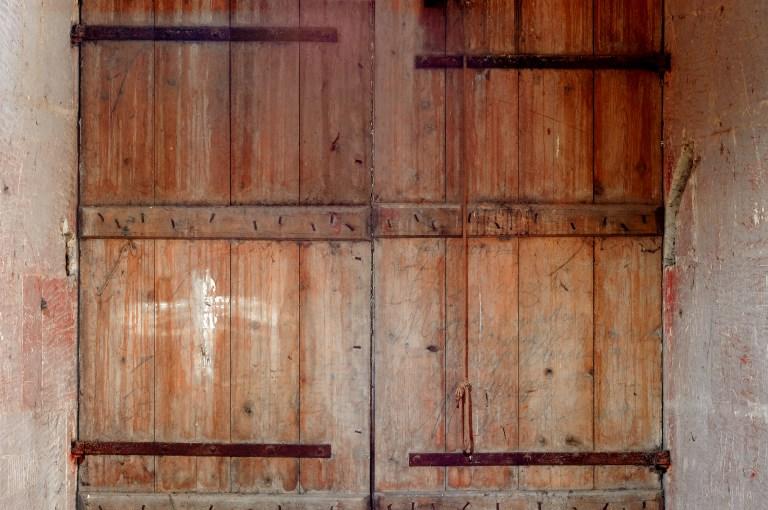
[664,1,768,508]
[0,1,79,508]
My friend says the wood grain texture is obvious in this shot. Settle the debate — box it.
[80,205,370,240]
[376,491,662,510]
[81,493,372,510]
[154,240,230,491]
[300,242,371,492]
[446,239,518,489]
[373,204,462,238]
[520,0,593,54]
[374,239,445,491]
[79,240,155,490]
[154,2,230,205]
[595,0,661,54]
[374,1,446,202]
[465,68,519,202]
[450,0,517,54]
[300,0,372,204]
[519,70,592,202]
[81,2,154,205]
[232,1,300,204]
[467,204,662,237]
[595,71,662,204]
[231,242,300,492]
[518,238,594,490]
[594,237,662,489]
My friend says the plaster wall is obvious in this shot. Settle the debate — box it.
[0,1,79,509]
[664,1,768,508]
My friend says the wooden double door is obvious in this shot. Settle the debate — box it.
[78,1,663,509]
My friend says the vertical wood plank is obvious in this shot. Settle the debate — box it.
[231,1,300,204]
[520,0,593,54]
[374,239,445,491]
[155,1,230,205]
[300,242,371,492]
[518,237,594,490]
[519,70,593,203]
[594,237,662,489]
[155,240,230,492]
[446,239,518,490]
[81,1,154,205]
[464,69,519,202]
[230,241,300,492]
[374,1,446,202]
[595,0,661,54]
[79,240,155,490]
[595,71,662,204]
[300,0,372,204]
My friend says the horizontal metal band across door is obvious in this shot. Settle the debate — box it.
[415,53,671,72]
[71,441,331,463]
[80,204,663,240]
[71,24,338,44]
[409,450,671,471]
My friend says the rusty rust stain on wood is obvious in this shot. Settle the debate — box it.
[71,24,338,44]
[409,450,670,469]
[72,441,331,460]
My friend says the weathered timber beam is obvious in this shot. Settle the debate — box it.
[71,24,338,44]
[467,204,663,237]
[72,441,331,461]
[409,450,671,470]
[415,53,670,72]
[80,204,662,240]
[372,204,463,237]
[80,205,369,240]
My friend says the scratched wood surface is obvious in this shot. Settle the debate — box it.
[518,238,594,490]
[77,0,664,502]
[154,1,230,205]
[594,237,662,489]
[81,1,154,205]
[300,242,371,492]
[79,240,155,490]
[231,1,300,204]
[154,240,231,491]
[230,241,300,492]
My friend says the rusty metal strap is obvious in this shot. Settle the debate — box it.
[409,450,671,471]
[71,441,331,463]
[416,53,671,72]
[71,24,338,44]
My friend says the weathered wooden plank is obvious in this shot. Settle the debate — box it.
[81,1,154,205]
[595,71,662,204]
[81,493,371,510]
[520,0,593,54]
[80,206,370,240]
[375,1,446,202]
[595,237,662,489]
[375,491,662,510]
[300,242,371,491]
[596,0,662,54]
[518,238,594,490]
[446,239,518,489]
[374,239,445,491]
[79,240,155,490]
[519,70,592,202]
[373,204,462,237]
[300,0,372,204]
[231,241,300,492]
[464,68,519,202]
[467,204,662,237]
[231,1,300,204]
[154,240,230,491]
[154,1,230,205]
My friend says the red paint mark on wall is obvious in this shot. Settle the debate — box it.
[21,275,77,411]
